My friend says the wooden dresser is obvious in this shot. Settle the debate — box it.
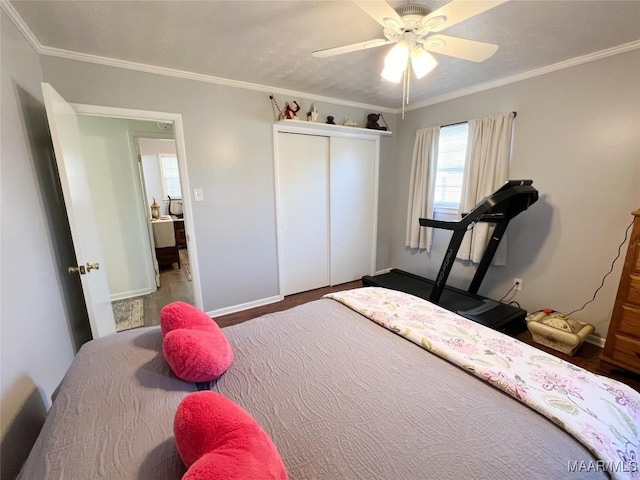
[173,218,186,248]
[600,210,640,376]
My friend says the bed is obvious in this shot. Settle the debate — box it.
[18,288,639,479]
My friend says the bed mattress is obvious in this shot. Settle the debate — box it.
[18,298,605,479]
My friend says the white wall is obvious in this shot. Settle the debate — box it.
[0,10,87,479]
[38,49,639,337]
[40,56,398,312]
[139,138,178,217]
[76,116,172,300]
[390,50,640,338]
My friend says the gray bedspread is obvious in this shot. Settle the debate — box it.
[17,327,192,480]
[19,298,604,479]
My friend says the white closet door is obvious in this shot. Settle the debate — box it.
[277,132,329,296]
[330,137,376,285]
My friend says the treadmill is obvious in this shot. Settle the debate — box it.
[362,180,539,334]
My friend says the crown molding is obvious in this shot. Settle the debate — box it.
[37,44,398,113]
[0,0,41,51]
[4,0,638,117]
[404,40,640,112]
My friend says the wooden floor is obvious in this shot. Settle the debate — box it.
[216,280,640,392]
[215,280,363,328]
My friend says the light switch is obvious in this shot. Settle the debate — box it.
[193,188,204,202]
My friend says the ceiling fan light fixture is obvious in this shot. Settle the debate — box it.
[318,0,509,115]
[384,41,409,70]
[381,65,404,83]
[410,47,438,79]
[381,41,409,83]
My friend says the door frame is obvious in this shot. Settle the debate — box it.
[131,135,178,289]
[73,103,203,310]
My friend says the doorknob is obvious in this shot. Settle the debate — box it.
[86,262,100,272]
[68,265,86,275]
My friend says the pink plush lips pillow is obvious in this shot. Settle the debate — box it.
[174,391,288,480]
[160,301,216,337]
[160,302,233,383]
[163,328,233,383]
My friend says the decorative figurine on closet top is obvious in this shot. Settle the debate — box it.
[307,104,318,122]
[366,113,388,131]
[283,100,300,120]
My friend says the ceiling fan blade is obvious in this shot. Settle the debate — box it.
[312,39,392,58]
[424,0,509,32]
[420,35,498,62]
[353,0,404,29]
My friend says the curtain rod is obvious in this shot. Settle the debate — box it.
[441,111,517,129]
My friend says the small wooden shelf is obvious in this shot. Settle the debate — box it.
[275,119,392,137]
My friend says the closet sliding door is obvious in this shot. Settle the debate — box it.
[330,137,376,285]
[275,122,385,298]
[276,132,329,296]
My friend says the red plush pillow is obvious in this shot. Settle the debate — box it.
[160,301,215,336]
[159,301,233,383]
[174,391,288,480]
[163,328,233,383]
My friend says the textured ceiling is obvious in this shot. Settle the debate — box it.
[9,0,640,110]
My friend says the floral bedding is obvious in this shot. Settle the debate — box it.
[325,287,640,479]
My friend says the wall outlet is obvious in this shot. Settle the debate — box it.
[513,278,523,291]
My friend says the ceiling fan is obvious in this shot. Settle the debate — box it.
[312,0,508,108]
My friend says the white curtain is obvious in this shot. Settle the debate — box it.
[457,112,516,264]
[406,126,439,251]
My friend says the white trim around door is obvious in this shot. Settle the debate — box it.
[71,103,203,310]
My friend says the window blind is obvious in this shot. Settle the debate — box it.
[161,155,182,198]
[434,122,469,210]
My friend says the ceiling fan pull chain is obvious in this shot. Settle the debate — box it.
[401,69,407,119]
[406,63,411,106]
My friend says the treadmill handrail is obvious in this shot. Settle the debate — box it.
[417,180,539,303]
[419,218,460,230]
[419,182,538,231]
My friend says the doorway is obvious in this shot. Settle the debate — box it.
[136,137,195,326]
[72,105,202,331]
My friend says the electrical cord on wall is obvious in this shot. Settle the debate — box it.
[565,217,635,317]
[499,283,518,303]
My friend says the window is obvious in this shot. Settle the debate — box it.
[434,122,469,213]
[160,154,182,199]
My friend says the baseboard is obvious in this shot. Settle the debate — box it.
[110,287,155,302]
[207,295,283,318]
[585,334,606,348]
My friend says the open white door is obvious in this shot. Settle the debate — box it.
[134,137,161,288]
[42,83,116,338]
